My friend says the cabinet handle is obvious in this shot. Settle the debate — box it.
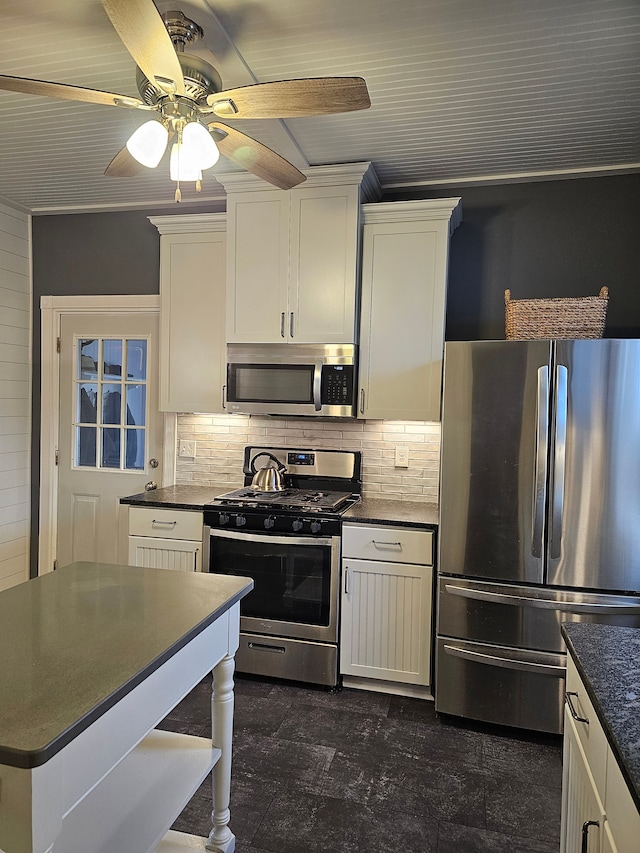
[152,519,177,528]
[566,691,589,724]
[581,820,599,853]
[280,312,286,338]
[193,548,199,572]
[373,540,402,549]
[344,567,350,595]
[221,384,227,410]
[360,388,365,414]
[290,312,294,338]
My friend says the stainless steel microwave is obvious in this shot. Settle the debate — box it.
[225,343,357,417]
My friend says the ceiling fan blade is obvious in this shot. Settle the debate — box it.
[0,74,144,109]
[208,123,306,190]
[207,77,371,119]
[101,0,186,96]
[104,146,145,177]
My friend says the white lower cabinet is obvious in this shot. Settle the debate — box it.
[340,523,434,692]
[128,506,203,572]
[561,654,640,853]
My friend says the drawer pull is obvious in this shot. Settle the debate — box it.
[372,540,402,549]
[152,520,178,529]
[581,820,599,853]
[248,642,285,654]
[566,691,589,724]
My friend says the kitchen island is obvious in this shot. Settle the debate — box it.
[0,561,252,853]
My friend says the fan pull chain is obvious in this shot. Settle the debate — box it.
[175,181,182,203]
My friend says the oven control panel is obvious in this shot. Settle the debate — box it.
[205,509,341,537]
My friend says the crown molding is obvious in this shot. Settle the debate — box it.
[362,198,463,233]
[148,212,226,234]
[215,162,381,201]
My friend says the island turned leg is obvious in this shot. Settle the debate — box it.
[206,654,236,853]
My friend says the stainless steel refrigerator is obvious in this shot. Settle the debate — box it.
[436,339,640,734]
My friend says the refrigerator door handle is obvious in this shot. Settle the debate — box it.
[443,643,565,677]
[444,583,640,614]
[532,365,550,557]
[550,364,568,559]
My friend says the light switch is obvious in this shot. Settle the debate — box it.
[179,439,196,458]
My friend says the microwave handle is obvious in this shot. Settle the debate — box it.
[313,360,323,411]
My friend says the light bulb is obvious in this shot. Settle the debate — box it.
[182,121,220,170]
[169,142,203,182]
[126,120,168,168]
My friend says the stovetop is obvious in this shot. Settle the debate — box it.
[212,487,355,513]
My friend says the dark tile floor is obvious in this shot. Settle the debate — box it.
[159,675,563,853]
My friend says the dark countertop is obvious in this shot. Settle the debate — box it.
[0,562,252,769]
[343,497,438,528]
[121,486,440,528]
[120,483,236,510]
[562,622,640,811]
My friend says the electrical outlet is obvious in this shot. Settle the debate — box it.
[179,439,196,458]
[395,445,409,467]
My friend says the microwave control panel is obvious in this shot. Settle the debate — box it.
[321,364,355,405]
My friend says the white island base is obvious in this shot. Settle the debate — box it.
[0,564,252,853]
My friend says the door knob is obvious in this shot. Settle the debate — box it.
[149,458,159,468]
[145,481,157,491]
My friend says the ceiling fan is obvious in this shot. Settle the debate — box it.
[0,0,371,200]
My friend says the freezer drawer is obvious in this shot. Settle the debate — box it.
[437,576,640,653]
[435,636,566,733]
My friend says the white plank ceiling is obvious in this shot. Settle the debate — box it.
[0,0,638,213]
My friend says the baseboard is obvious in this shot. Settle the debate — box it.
[341,675,433,700]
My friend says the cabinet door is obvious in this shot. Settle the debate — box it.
[128,536,202,572]
[290,185,360,343]
[358,218,450,421]
[226,191,290,343]
[159,228,226,413]
[560,710,604,853]
[340,558,432,685]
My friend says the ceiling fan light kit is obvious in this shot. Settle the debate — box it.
[0,0,371,200]
[126,119,168,168]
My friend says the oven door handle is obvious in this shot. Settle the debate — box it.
[208,527,335,548]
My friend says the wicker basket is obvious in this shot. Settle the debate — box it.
[504,287,608,340]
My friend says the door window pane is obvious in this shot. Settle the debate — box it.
[73,336,149,471]
[78,384,97,424]
[76,426,97,467]
[103,339,123,377]
[126,384,146,426]
[126,340,147,380]
[102,428,121,468]
[102,387,122,425]
[126,429,144,470]
[79,339,99,379]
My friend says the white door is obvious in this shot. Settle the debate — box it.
[56,312,163,569]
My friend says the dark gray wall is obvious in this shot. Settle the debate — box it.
[388,173,640,340]
[30,175,640,574]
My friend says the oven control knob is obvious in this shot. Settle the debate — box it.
[292,518,304,532]
[235,514,247,527]
[219,513,230,526]
[264,516,275,530]
[310,520,322,534]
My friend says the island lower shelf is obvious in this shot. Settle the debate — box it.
[53,730,221,853]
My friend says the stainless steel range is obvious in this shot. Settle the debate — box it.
[202,447,362,686]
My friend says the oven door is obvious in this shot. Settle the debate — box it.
[204,526,340,643]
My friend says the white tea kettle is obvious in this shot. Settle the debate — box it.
[250,452,287,492]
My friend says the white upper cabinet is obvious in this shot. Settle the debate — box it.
[219,164,380,344]
[357,199,462,421]
[150,213,226,413]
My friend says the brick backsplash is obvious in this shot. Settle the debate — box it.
[175,414,440,502]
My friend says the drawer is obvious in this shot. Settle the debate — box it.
[342,523,433,565]
[128,506,203,541]
[565,654,608,801]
